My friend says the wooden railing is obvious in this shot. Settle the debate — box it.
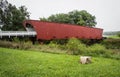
[0,31,37,38]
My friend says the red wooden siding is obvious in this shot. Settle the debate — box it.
[23,20,103,40]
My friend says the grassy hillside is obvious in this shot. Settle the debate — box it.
[108,35,120,39]
[0,47,120,77]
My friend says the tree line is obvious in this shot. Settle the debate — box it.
[0,0,29,31]
[0,0,97,31]
[40,10,96,27]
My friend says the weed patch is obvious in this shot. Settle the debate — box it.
[0,38,120,59]
[101,39,120,49]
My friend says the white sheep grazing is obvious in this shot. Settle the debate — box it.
[80,56,91,64]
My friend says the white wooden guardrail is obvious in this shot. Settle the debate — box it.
[0,31,37,38]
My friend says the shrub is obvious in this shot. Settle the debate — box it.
[12,37,20,43]
[77,43,87,55]
[18,41,33,50]
[101,39,120,49]
[87,44,105,54]
[65,38,112,57]
[66,38,80,51]
[66,38,87,55]
[48,41,58,48]
[86,44,112,57]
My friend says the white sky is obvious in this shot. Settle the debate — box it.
[7,0,120,32]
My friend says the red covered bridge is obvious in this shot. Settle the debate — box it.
[23,20,103,41]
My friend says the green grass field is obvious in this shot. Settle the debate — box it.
[108,35,120,39]
[0,47,120,77]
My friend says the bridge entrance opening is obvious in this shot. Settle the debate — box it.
[26,23,35,31]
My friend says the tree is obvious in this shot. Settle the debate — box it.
[40,10,96,27]
[40,14,71,24]
[0,0,30,31]
[68,10,96,27]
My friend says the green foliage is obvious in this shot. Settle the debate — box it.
[13,37,20,43]
[108,35,120,39]
[40,10,96,27]
[0,38,120,59]
[69,10,96,26]
[66,38,86,55]
[87,44,109,56]
[117,33,120,37]
[66,38,80,51]
[48,41,58,48]
[89,44,106,54]
[0,0,30,31]
[48,14,70,23]
[101,39,120,49]
[65,38,120,59]
[18,41,32,50]
[0,48,120,77]
[65,38,111,56]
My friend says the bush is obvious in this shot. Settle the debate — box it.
[101,39,120,49]
[0,38,119,59]
[66,38,80,51]
[18,41,33,50]
[90,44,106,54]
[12,37,20,43]
[66,38,87,55]
[65,38,112,57]
[48,41,58,48]
[87,44,109,56]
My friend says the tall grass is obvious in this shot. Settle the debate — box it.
[86,44,111,57]
[65,38,108,55]
[0,40,32,50]
[0,38,119,59]
[62,38,119,59]
[101,38,120,49]
[66,38,87,55]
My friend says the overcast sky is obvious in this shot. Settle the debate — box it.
[7,0,120,32]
